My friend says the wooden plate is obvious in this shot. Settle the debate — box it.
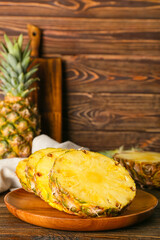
[4,188,158,231]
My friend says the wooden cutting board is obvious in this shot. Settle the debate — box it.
[27,24,62,143]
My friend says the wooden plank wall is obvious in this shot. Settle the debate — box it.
[0,0,160,151]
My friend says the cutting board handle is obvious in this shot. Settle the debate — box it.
[27,24,41,57]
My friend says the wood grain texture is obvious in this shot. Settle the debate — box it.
[0,17,160,56]
[63,93,160,132]
[64,55,160,93]
[0,0,160,19]
[0,189,160,239]
[0,0,160,150]
[65,131,160,151]
[27,24,41,58]
[27,23,62,142]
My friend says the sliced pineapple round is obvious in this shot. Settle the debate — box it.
[35,148,68,212]
[114,151,160,188]
[16,158,32,192]
[50,150,136,217]
[25,148,57,192]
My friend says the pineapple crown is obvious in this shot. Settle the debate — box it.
[0,34,39,98]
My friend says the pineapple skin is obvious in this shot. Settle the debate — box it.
[16,158,32,192]
[114,152,160,189]
[0,97,40,159]
[50,150,136,218]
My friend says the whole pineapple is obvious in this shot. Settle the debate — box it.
[0,34,40,158]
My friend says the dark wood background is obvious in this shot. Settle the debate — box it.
[0,0,160,151]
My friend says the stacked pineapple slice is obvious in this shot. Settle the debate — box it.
[16,148,136,218]
[0,34,40,158]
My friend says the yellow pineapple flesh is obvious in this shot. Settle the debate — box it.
[25,148,55,192]
[50,150,136,217]
[16,148,136,218]
[16,158,32,192]
[35,148,67,212]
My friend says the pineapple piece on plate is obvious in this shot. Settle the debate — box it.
[25,148,56,192]
[0,34,40,159]
[16,158,32,192]
[50,150,136,217]
[35,148,68,212]
[114,151,160,188]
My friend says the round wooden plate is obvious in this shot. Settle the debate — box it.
[4,188,158,231]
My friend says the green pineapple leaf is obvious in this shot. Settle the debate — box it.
[25,65,39,81]
[4,34,14,54]
[10,70,18,78]
[16,62,23,75]
[13,43,21,61]
[0,66,10,81]
[11,88,19,96]
[0,34,39,97]
[17,34,23,49]
[11,77,18,87]
[0,51,8,60]
[22,41,30,59]
[0,85,8,94]
[22,56,30,71]
[18,72,25,84]
[7,53,18,69]
[1,59,15,74]
[17,83,24,93]
[21,87,37,97]
[24,77,39,89]
[0,75,14,89]
[1,43,8,53]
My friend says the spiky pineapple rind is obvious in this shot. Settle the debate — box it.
[0,97,40,158]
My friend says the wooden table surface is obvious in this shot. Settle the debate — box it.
[0,189,159,240]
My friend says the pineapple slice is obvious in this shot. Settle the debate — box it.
[25,148,56,192]
[16,158,32,192]
[50,150,136,217]
[114,151,160,188]
[35,148,67,212]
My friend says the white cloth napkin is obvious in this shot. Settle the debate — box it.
[0,134,88,193]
